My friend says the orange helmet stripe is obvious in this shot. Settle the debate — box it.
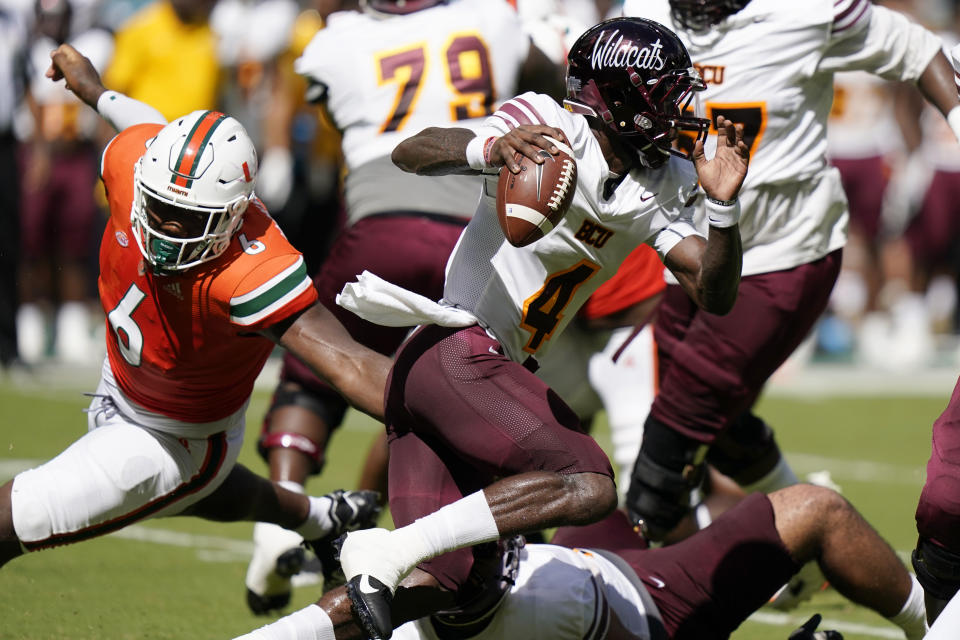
[171,111,227,188]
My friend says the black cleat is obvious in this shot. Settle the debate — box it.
[305,490,382,589]
[246,588,292,616]
[346,574,393,639]
[788,614,844,640]
[245,546,304,614]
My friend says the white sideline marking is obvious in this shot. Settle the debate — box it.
[110,525,322,586]
[786,452,924,486]
[109,524,253,559]
[748,611,902,638]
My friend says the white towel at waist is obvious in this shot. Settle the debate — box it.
[336,270,478,328]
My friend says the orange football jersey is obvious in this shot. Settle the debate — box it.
[98,124,318,422]
[580,244,666,320]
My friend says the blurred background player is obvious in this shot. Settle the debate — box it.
[244,0,564,615]
[0,5,28,371]
[864,0,960,372]
[820,68,906,361]
[15,0,113,365]
[101,0,220,121]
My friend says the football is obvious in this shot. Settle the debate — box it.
[496,137,577,247]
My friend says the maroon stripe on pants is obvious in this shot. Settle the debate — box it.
[23,432,229,551]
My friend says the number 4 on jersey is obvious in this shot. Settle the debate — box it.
[520,260,599,353]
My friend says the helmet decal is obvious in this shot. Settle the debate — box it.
[588,30,666,73]
[564,17,709,168]
[170,110,227,189]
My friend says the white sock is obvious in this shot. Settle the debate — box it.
[888,574,929,640]
[293,488,334,541]
[379,490,500,573]
[740,456,799,494]
[406,490,500,558]
[340,491,500,591]
[233,604,335,640]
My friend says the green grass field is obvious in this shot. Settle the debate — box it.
[0,363,953,640]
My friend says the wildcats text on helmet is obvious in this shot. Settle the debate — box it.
[590,31,666,72]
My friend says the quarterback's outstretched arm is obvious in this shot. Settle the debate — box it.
[47,43,166,131]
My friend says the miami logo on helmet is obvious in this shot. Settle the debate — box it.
[590,30,666,72]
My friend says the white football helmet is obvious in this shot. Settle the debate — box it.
[132,110,258,272]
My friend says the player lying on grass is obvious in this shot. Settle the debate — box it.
[0,44,386,581]
[235,484,927,640]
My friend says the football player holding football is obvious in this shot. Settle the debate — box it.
[244,0,565,613]
[278,16,746,640]
[0,45,386,583]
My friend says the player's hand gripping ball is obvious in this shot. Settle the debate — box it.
[496,137,577,247]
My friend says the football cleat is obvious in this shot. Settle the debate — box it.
[787,613,844,639]
[245,522,306,615]
[346,574,394,640]
[304,489,382,590]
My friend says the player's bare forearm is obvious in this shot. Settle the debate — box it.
[265,304,390,420]
[665,228,742,315]
[391,127,477,175]
[698,224,742,314]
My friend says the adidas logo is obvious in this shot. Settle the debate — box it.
[163,282,184,300]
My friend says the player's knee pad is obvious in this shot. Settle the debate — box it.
[707,412,781,484]
[913,537,960,601]
[625,416,706,541]
[257,385,346,474]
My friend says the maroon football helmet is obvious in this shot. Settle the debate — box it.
[669,0,752,32]
[564,17,709,168]
[360,0,447,16]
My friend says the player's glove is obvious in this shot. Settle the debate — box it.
[787,614,843,640]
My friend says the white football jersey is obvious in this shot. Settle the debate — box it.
[442,92,698,362]
[827,71,903,160]
[295,0,531,222]
[623,0,943,275]
[392,544,657,640]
